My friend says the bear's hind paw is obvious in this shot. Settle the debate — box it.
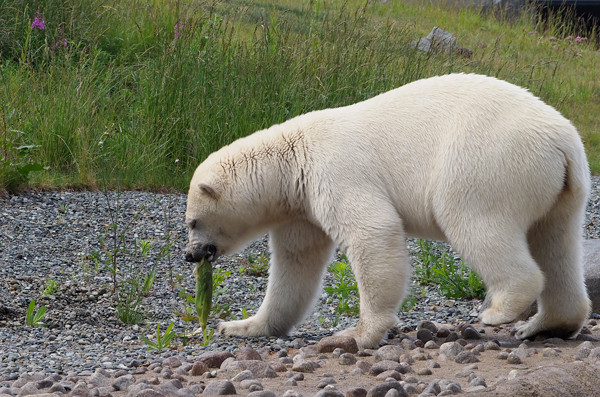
[514,316,581,340]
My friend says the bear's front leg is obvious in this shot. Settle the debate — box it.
[217,220,334,338]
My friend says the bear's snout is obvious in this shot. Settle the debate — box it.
[185,244,217,262]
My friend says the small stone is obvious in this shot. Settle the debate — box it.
[575,341,593,359]
[71,382,91,397]
[427,360,440,368]
[282,391,303,397]
[466,385,486,392]
[455,351,480,364]
[283,379,297,386]
[400,338,416,350]
[163,356,182,368]
[346,387,368,397]
[133,389,164,397]
[232,370,255,382]
[112,375,135,392]
[17,382,39,396]
[423,340,438,349]
[417,368,432,376]
[356,360,372,373]
[497,351,509,360]
[89,370,111,388]
[444,382,462,393]
[314,390,344,397]
[444,332,460,342]
[190,361,208,376]
[375,370,402,381]
[317,378,337,388]
[197,351,235,368]
[542,348,560,357]
[223,360,277,378]
[384,389,400,397]
[366,381,408,397]
[317,336,359,354]
[484,341,501,351]
[49,384,67,394]
[436,328,450,338]
[506,352,522,364]
[291,357,316,373]
[460,326,481,340]
[236,347,262,361]
[421,381,441,396]
[439,342,463,360]
[369,361,411,376]
[248,391,276,397]
[417,320,438,333]
[469,376,487,387]
[374,345,404,362]
[203,380,236,396]
[399,354,414,364]
[416,329,434,343]
[332,348,345,358]
[240,380,263,390]
[160,368,173,379]
[339,353,357,365]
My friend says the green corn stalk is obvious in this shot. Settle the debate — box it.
[194,258,213,330]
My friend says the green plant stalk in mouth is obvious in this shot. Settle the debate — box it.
[194,258,213,331]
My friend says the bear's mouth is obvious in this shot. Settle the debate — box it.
[204,244,217,261]
[185,244,218,263]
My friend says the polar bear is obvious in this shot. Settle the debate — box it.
[185,73,591,348]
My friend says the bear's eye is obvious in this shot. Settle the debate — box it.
[188,220,197,229]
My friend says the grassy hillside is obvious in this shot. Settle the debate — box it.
[1,0,598,192]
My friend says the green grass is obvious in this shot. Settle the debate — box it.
[1,0,599,191]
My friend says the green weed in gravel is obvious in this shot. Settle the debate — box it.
[325,254,360,317]
[25,300,47,328]
[141,322,176,351]
[414,240,486,300]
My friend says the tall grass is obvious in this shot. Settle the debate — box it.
[0,0,598,191]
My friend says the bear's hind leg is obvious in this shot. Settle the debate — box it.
[445,224,545,327]
[217,220,334,338]
[515,200,590,340]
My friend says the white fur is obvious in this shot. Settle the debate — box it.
[185,73,591,348]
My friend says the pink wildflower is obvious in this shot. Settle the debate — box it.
[31,16,45,30]
[575,36,587,43]
[55,41,67,47]
[548,36,556,41]
[174,23,184,38]
[566,36,573,41]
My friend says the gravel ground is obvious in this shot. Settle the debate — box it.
[1,177,600,395]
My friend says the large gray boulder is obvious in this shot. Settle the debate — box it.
[583,239,600,313]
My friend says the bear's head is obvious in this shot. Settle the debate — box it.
[184,161,264,263]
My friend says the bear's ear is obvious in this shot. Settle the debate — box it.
[198,182,220,200]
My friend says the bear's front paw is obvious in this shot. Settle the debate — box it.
[335,326,383,349]
[217,317,270,337]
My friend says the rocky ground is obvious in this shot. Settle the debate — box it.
[2,177,600,396]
